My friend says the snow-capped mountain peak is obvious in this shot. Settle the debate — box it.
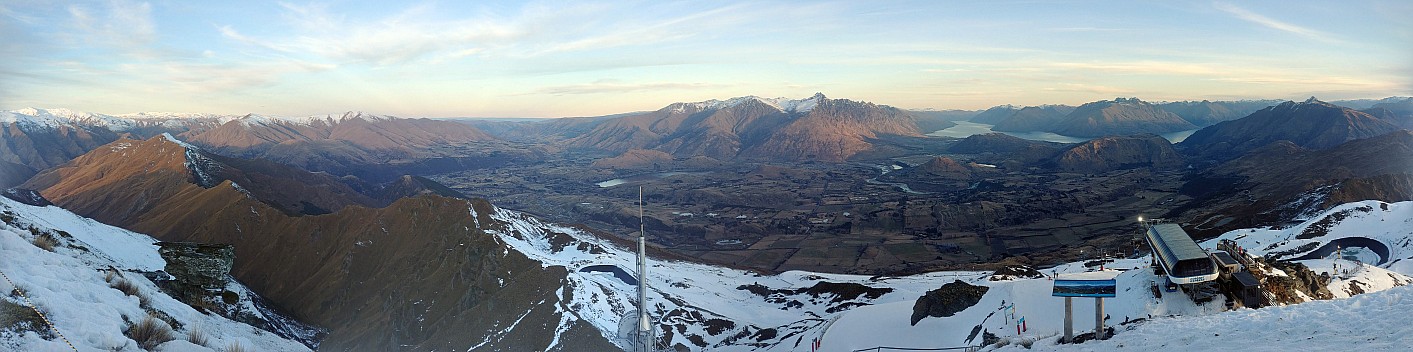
[667,93,828,114]
[1,107,136,131]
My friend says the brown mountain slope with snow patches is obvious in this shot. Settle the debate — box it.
[24,135,616,351]
[22,135,378,218]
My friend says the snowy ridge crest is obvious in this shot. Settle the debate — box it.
[1,107,137,131]
[160,133,223,188]
[2,108,407,131]
[667,93,827,114]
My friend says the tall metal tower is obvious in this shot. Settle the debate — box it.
[635,186,651,352]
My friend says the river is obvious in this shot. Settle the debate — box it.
[865,164,928,194]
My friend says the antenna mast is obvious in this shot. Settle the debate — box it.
[636,186,650,352]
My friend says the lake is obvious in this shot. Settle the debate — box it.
[597,171,708,188]
[928,121,1200,143]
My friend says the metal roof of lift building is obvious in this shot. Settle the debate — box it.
[1149,223,1208,261]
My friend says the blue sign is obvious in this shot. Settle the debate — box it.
[1052,279,1117,297]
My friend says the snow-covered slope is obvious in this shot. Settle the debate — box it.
[485,200,1413,351]
[0,197,310,351]
[1210,200,1413,273]
[488,208,1216,351]
[995,283,1413,351]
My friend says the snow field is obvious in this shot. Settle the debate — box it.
[0,198,309,352]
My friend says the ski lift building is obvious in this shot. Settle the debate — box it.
[1144,223,1218,284]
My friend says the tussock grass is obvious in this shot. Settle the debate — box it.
[225,341,249,352]
[30,233,56,251]
[0,298,47,335]
[1,297,56,340]
[110,277,141,297]
[125,315,175,350]
[186,326,210,347]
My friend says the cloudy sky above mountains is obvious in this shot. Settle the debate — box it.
[1,0,1408,117]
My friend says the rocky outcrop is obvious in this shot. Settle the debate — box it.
[1264,260,1333,304]
[989,265,1044,281]
[910,280,988,325]
[158,242,235,304]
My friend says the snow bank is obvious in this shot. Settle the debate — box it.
[0,198,309,351]
[998,284,1413,351]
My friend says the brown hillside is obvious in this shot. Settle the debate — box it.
[27,137,616,351]
[1054,134,1183,173]
[23,136,378,217]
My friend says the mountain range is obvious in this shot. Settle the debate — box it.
[1179,98,1402,161]
[571,93,924,162]
[1175,129,1413,238]
[1,109,512,185]
[4,91,1412,351]
[981,98,1196,137]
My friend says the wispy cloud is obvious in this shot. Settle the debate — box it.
[1041,83,1133,95]
[531,80,728,96]
[1050,61,1225,76]
[218,1,768,67]
[1213,2,1338,43]
[1046,27,1128,32]
[66,0,156,49]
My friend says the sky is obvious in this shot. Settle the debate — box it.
[0,0,1409,117]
